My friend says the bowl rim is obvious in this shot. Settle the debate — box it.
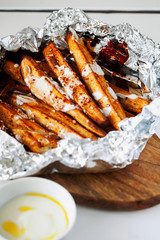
[0,176,77,240]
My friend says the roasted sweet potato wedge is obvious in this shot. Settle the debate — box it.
[0,80,30,99]
[21,56,106,137]
[0,100,57,153]
[36,61,57,79]
[125,111,135,118]
[43,42,109,129]
[0,79,16,98]
[67,28,126,130]
[3,61,25,85]
[9,92,98,140]
[109,83,149,114]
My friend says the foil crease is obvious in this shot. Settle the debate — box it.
[0,8,160,179]
[0,27,44,52]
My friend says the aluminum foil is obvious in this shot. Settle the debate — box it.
[0,8,160,179]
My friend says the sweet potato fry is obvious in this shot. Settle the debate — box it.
[0,100,57,153]
[43,42,108,129]
[3,61,25,85]
[125,111,135,118]
[36,61,57,79]
[0,80,30,99]
[9,93,98,140]
[67,28,126,130]
[0,79,16,98]
[21,56,106,137]
[109,83,149,114]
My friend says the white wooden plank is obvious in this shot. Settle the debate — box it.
[0,0,160,11]
[0,12,159,44]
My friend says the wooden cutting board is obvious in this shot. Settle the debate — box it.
[43,134,160,210]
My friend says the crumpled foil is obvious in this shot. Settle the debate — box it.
[0,8,160,180]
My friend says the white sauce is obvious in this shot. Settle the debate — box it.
[81,61,104,77]
[0,193,68,240]
[14,116,21,120]
[81,64,92,77]
[62,103,76,112]
[104,96,108,101]
[48,122,55,127]
[56,65,82,99]
[116,92,138,100]
[56,65,74,78]
[92,91,103,101]
[31,76,54,99]
[25,69,77,113]
[14,64,19,68]
[93,43,102,54]
[102,106,112,117]
[51,97,76,112]
[107,87,118,100]
[46,54,54,57]
[90,61,104,76]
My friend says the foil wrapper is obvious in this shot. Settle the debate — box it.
[0,8,160,180]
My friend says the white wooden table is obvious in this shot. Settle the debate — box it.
[0,1,160,239]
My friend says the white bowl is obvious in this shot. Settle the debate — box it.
[0,177,77,240]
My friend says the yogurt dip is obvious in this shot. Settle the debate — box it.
[0,192,68,240]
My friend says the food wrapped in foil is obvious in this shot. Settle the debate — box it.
[0,8,160,180]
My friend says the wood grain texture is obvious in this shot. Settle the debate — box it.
[42,134,160,210]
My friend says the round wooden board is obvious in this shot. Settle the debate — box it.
[43,134,160,210]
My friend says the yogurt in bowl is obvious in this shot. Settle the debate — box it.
[0,177,76,240]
